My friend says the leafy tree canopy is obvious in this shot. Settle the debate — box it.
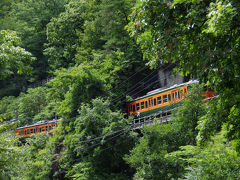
[60,98,137,179]
[10,0,68,81]
[169,128,240,179]
[0,30,35,80]
[125,85,206,179]
[46,65,106,119]
[127,0,240,149]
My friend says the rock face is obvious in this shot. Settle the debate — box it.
[128,63,189,99]
[158,66,187,89]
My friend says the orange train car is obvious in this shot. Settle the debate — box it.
[127,80,215,118]
[16,119,58,138]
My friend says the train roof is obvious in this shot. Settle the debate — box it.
[16,119,58,130]
[127,80,199,103]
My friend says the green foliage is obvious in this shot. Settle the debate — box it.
[0,87,48,125]
[0,0,20,30]
[10,0,67,81]
[125,123,184,179]
[45,0,146,103]
[4,0,240,179]
[0,96,16,121]
[226,104,240,151]
[13,134,59,180]
[75,0,145,90]
[125,85,205,179]
[173,84,206,145]
[18,87,48,124]
[60,98,137,179]
[0,30,35,79]
[46,66,106,119]
[204,0,236,36]
[127,0,240,151]
[169,129,240,179]
[0,122,23,178]
[44,0,86,70]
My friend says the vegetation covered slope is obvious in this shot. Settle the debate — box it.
[0,0,239,179]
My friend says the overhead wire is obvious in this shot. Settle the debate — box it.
[13,63,177,140]
[125,63,175,94]
[6,63,174,125]
[109,65,149,92]
[51,126,131,145]
[110,63,176,103]
[77,128,129,152]
[62,128,132,163]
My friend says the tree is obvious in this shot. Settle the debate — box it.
[10,0,67,80]
[124,85,206,179]
[0,30,35,80]
[0,87,48,125]
[168,129,240,179]
[127,0,240,149]
[74,0,147,99]
[44,0,148,107]
[18,134,55,180]
[46,65,106,119]
[44,0,86,70]
[0,0,20,30]
[60,98,137,179]
[0,122,25,178]
[17,87,48,124]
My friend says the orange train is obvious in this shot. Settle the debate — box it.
[16,119,58,138]
[127,80,215,118]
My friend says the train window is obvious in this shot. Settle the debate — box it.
[168,94,171,101]
[30,129,33,134]
[180,90,183,98]
[163,95,167,103]
[178,91,180,99]
[149,99,153,107]
[141,102,144,109]
[39,128,42,132]
[132,104,135,112]
[157,96,162,104]
[42,127,45,131]
[25,130,26,135]
[145,101,148,108]
[184,88,187,94]
[172,92,175,100]
[46,126,48,131]
[175,92,178,99]
[34,129,35,133]
[154,98,156,106]
[136,103,140,111]
[27,129,29,134]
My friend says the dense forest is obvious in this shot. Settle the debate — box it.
[0,0,240,179]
